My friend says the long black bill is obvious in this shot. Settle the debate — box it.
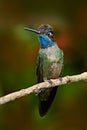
[24,27,40,34]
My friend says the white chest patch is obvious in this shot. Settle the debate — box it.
[40,45,59,62]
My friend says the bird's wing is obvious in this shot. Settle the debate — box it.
[36,54,43,83]
[60,50,64,76]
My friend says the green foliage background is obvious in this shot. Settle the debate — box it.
[0,0,87,130]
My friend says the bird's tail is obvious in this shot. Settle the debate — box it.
[38,86,58,117]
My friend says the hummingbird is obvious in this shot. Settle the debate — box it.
[24,25,64,117]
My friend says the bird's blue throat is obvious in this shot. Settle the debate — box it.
[38,34,55,48]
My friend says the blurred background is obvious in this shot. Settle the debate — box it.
[0,0,87,130]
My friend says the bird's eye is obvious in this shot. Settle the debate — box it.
[47,32,53,37]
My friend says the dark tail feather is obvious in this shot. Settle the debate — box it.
[38,86,58,117]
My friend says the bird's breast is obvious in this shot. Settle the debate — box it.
[39,45,62,79]
[40,45,60,61]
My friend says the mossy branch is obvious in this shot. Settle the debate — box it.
[0,72,87,105]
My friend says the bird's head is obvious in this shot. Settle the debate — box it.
[24,24,55,48]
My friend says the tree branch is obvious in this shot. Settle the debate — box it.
[0,72,87,105]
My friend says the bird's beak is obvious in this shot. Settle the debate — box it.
[24,27,40,34]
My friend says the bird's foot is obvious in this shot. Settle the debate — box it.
[48,79,53,85]
[43,77,53,85]
[58,77,62,82]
